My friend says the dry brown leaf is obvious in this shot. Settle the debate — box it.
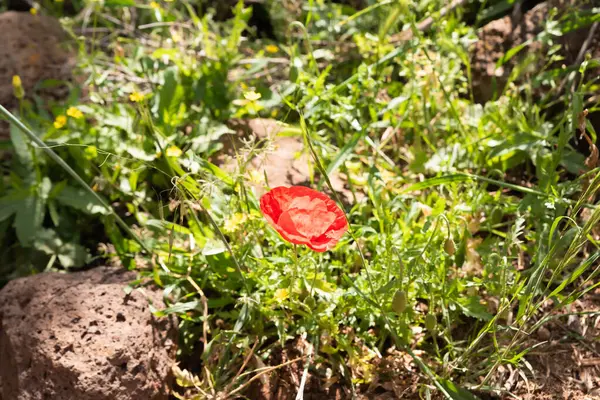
[578,109,599,170]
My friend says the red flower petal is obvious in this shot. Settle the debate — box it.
[260,186,348,252]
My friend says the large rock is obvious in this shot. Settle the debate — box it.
[0,267,177,400]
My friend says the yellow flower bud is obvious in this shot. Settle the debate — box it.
[12,75,24,99]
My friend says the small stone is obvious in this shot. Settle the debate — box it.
[537,326,551,341]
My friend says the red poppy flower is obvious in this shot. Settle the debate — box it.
[260,186,348,252]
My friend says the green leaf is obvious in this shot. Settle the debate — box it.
[380,95,408,115]
[326,131,362,176]
[145,219,191,234]
[533,65,579,87]
[549,251,600,298]
[0,203,18,222]
[153,300,202,317]
[439,379,480,400]
[104,0,136,7]
[57,242,88,269]
[48,199,60,227]
[193,155,234,186]
[55,186,110,215]
[14,179,51,246]
[233,303,249,333]
[0,191,28,222]
[10,123,33,167]
[401,174,473,194]
[202,238,226,256]
[227,1,251,52]
[49,180,68,199]
[560,9,600,34]
[379,2,403,40]
[158,68,185,125]
[456,296,493,321]
[496,41,530,68]
[560,149,586,174]
[478,0,513,23]
[33,229,88,268]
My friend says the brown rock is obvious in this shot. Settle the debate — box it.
[0,11,73,105]
[220,118,360,203]
[537,326,551,341]
[0,11,74,139]
[0,267,176,400]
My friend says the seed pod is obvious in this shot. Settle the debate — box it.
[425,314,437,332]
[391,290,407,314]
[444,238,456,256]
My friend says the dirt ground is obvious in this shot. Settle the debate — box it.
[510,293,600,400]
[243,289,600,400]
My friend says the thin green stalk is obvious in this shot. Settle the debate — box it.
[336,0,394,27]
[289,22,320,76]
[291,244,299,293]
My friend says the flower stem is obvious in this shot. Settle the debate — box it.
[291,244,299,292]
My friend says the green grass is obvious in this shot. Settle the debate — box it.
[1,0,600,398]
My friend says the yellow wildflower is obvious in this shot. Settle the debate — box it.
[274,288,289,302]
[248,169,265,185]
[29,7,37,15]
[66,106,84,119]
[265,44,279,54]
[165,145,182,158]
[53,115,67,129]
[150,1,160,9]
[223,213,248,233]
[243,91,261,102]
[171,30,181,43]
[129,92,144,102]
